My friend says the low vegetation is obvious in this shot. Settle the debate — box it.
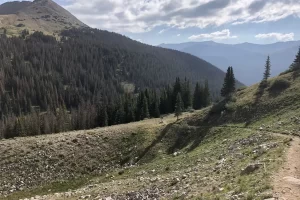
[3,68,300,199]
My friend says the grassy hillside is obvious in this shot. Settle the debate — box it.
[0,113,288,200]
[0,0,86,36]
[2,71,300,199]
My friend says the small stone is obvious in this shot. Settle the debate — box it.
[118,170,125,175]
[241,163,262,175]
[170,177,180,186]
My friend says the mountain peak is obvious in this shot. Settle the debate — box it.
[0,0,87,36]
[0,1,31,15]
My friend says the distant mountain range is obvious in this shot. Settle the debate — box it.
[160,41,300,85]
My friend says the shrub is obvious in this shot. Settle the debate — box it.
[236,86,247,92]
[225,101,236,112]
[210,100,226,114]
[16,23,25,27]
[269,78,290,92]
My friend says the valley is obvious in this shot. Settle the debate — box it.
[160,41,300,85]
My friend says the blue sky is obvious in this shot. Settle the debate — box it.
[2,0,300,45]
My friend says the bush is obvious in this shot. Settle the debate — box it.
[16,23,25,27]
[210,99,227,114]
[225,101,236,112]
[269,78,290,92]
[236,86,247,92]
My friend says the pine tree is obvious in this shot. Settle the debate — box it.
[263,56,271,81]
[175,93,183,121]
[229,67,236,93]
[124,97,135,123]
[114,102,125,124]
[221,66,235,97]
[193,82,202,110]
[99,105,108,127]
[182,78,192,109]
[150,90,160,118]
[153,98,160,118]
[221,67,230,97]
[290,47,300,70]
[141,95,150,120]
[172,77,181,111]
[202,80,210,107]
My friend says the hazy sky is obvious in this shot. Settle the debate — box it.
[2,0,300,45]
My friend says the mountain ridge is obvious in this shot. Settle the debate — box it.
[0,0,87,36]
[160,41,300,85]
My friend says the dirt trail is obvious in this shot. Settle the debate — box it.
[273,136,300,200]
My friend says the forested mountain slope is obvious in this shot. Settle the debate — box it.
[0,28,230,138]
[3,67,300,200]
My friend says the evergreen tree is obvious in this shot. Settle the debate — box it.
[140,95,150,120]
[114,102,125,124]
[99,105,108,127]
[135,92,144,121]
[159,89,168,115]
[152,98,160,118]
[229,67,236,93]
[193,82,202,110]
[172,77,182,110]
[202,80,210,107]
[263,56,271,81]
[124,96,135,123]
[221,66,235,97]
[182,78,192,109]
[175,93,183,121]
[150,90,160,118]
[290,47,300,70]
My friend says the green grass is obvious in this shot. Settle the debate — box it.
[1,177,91,200]
[3,71,300,199]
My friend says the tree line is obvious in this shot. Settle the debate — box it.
[1,77,211,139]
[0,28,225,139]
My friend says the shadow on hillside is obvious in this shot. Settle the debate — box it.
[292,70,300,80]
[254,82,265,104]
[135,122,175,164]
[166,126,211,153]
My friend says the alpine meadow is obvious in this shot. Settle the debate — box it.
[0,0,300,200]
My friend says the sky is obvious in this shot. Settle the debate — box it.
[2,0,300,45]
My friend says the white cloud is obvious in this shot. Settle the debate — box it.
[64,0,300,33]
[255,32,294,41]
[188,29,237,41]
[158,29,166,34]
[177,34,181,36]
